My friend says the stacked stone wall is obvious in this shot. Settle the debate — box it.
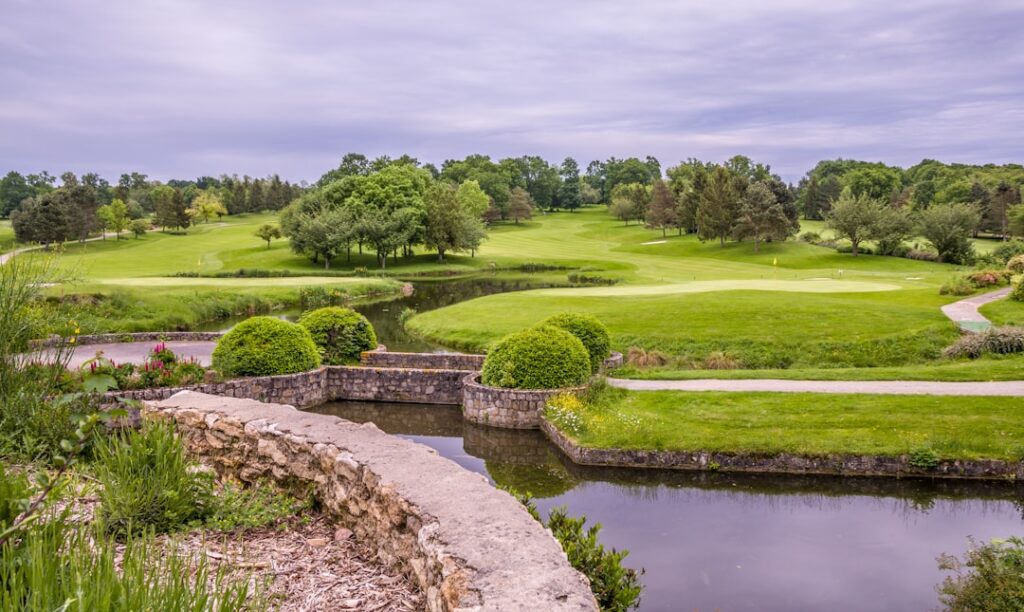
[462,374,588,429]
[361,351,486,371]
[145,392,597,612]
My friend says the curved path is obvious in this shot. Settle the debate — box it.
[62,341,215,368]
[940,287,1011,332]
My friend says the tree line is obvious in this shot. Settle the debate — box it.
[0,171,304,244]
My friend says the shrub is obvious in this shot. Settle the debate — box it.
[0,465,31,529]
[149,342,176,365]
[1007,254,1024,274]
[799,231,821,243]
[905,248,939,262]
[298,285,352,309]
[204,480,310,531]
[540,313,611,373]
[702,351,740,370]
[909,446,940,469]
[993,240,1024,265]
[1013,279,1024,303]
[943,327,1024,359]
[298,307,377,365]
[939,537,1024,611]
[506,490,643,611]
[939,276,975,296]
[568,272,619,286]
[212,316,321,376]
[967,269,1012,288]
[626,346,670,368]
[94,421,214,536]
[481,326,590,389]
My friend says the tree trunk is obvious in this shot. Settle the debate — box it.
[324,256,331,270]
[437,248,445,263]
[753,237,760,253]
[851,240,859,256]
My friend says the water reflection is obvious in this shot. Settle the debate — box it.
[199,275,565,352]
[310,400,1024,612]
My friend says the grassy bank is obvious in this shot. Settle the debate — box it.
[980,297,1024,327]
[546,387,1024,461]
[46,278,402,333]
[612,354,1024,382]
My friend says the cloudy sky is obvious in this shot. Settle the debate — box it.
[2,0,1022,183]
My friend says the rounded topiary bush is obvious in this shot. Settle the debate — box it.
[481,326,591,389]
[1007,254,1024,274]
[212,316,321,376]
[540,312,611,373]
[298,307,377,365]
[1012,278,1024,302]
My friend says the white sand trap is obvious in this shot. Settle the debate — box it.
[531,279,901,297]
[640,240,667,245]
[905,277,924,280]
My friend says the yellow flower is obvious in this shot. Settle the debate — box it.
[69,337,76,344]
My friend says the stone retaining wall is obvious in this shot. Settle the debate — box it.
[106,365,473,408]
[462,374,588,429]
[146,392,597,612]
[540,419,1024,480]
[361,350,487,371]
[329,366,472,405]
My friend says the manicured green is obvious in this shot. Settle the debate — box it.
[981,297,1024,327]
[298,306,377,365]
[540,312,611,373]
[481,326,591,389]
[212,316,321,376]
[546,388,1024,461]
[612,354,1024,382]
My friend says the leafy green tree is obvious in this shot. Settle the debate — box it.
[129,218,149,239]
[826,188,882,256]
[316,152,371,186]
[255,223,282,249]
[359,207,422,269]
[645,180,678,236]
[990,182,1021,239]
[559,157,582,211]
[1010,205,1024,238]
[918,203,980,264]
[424,183,486,262]
[734,181,790,252]
[696,167,739,246]
[610,183,650,226]
[455,180,490,219]
[152,186,190,231]
[0,172,33,218]
[289,209,354,268]
[186,191,227,223]
[507,187,534,224]
[11,193,68,245]
[580,182,602,206]
[604,158,655,199]
[97,198,130,239]
[871,206,914,256]
[61,184,101,242]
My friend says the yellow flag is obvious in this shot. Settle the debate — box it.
[773,257,777,266]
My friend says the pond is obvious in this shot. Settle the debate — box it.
[199,275,565,352]
[308,401,1024,612]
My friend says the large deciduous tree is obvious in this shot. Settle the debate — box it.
[424,183,486,262]
[187,191,228,223]
[918,203,980,264]
[0,172,33,218]
[97,198,130,239]
[825,188,881,257]
[559,157,582,212]
[507,187,534,224]
[152,185,190,231]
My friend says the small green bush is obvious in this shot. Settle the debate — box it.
[968,269,1013,288]
[799,231,821,243]
[909,446,940,469]
[298,307,377,365]
[204,481,309,531]
[1006,254,1024,274]
[1012,279,1024,303]
[939,276,975,296]
[939,536,1024,611]
[943,327,1024,359]
[94,421,214,536]
[481,326,591,389]
[540,313,611,373]
[0,465,31,529]
[993,240,1024,265]
[212,316,321,376]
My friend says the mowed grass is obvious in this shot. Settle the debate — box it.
[551,389,1024,461]
[612,354,1024,382]
[0,220,14,252]
[980,297,1024,327]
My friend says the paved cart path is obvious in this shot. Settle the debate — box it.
[59,341,216,368]
[940,287,1012,332]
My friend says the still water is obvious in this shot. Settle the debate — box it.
[308,401,1024,612]
[200,276,563,352]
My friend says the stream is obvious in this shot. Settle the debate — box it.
[309,401,1024,612]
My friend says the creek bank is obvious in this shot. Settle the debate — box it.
[145,392,597,612]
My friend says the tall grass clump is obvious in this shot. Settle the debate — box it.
[943,327,1024,359]
[939,537,1024,611]
[0,255,95,461]
[94,421,214,536]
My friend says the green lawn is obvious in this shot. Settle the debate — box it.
[406,209,964,368]
[547,388,1024,461]
[612,354,1024,381]
[980,297,1024,327]
[0,220,15,253]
